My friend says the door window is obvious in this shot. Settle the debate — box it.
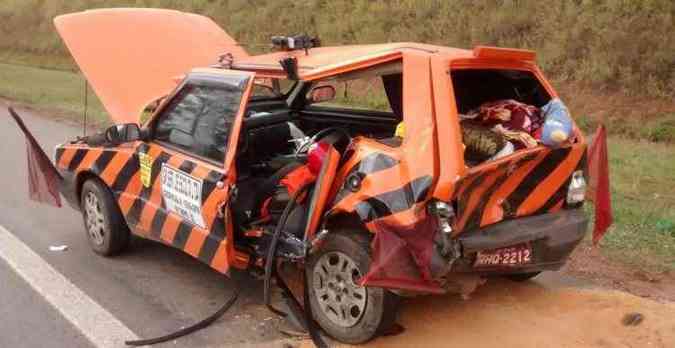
[154,78,248,163]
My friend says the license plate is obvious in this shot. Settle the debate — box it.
[474,243,532,267]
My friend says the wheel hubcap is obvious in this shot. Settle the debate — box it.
[84,192,105,246]
[312,251,367,327]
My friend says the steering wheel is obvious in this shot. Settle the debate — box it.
[294,127,351,155]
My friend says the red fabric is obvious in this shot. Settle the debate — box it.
[587,125,612,245]
[9,108,62,207]
[360,214,444,294]
[470,99,544,135]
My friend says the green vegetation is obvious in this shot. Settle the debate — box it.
[0,62,108,127]
[600,137,675,271]
[2,0,674,98]
[2,0,674,142]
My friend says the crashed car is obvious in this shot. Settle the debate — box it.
[19,9,593,344]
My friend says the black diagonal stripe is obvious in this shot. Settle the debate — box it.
[198,170,227,264]
[178,160,196,173]
[172,222,192,249]
[505,147,572,216]
[140,152,170,200]
[455,171,488,217]
[201,170,224,201]
[535,149,587,214]
[126,198,144,227]
[67,149,88,171]
[463,167,509,232]
[535,178,571,214]
[150,209,167,239]
[130,151,171,229]
[333,153,400,206]
[111,155,139,193]
[136,142,150,154]
[355,175,433,223]
[198,234,222,265]
[55,148,65,163]
[358,152,400,174]
[92,151,116,175]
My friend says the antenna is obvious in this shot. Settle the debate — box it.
[82,77,88,136]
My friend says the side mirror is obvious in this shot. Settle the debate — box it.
[105,123,142,145]
[308,85,336,104]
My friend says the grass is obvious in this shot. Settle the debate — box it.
[599,137,675,271]
[2,0,675,98]
[0,60,673,272]
[0,62,108,128]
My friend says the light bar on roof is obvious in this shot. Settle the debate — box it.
[473,46,536,61]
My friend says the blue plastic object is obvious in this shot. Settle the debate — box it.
[540,98,573,147]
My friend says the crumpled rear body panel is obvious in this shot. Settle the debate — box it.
[452,143,587,236]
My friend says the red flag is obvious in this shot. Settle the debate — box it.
[8,107,63,207]
[587,125,612,245]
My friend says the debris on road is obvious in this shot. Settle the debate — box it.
[622,312,644,326]
[48,245,68,252]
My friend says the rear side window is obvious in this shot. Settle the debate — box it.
[154,79,247,163]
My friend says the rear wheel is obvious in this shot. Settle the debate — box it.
[307,231,399,344]
[80,179,130,256]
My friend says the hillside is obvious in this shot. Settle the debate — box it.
[2,0,674,96]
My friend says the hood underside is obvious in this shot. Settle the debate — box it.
[55,8,248,125]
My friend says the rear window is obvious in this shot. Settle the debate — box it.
[450,69,551,114]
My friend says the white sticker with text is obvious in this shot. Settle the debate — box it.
[160,164,206,228]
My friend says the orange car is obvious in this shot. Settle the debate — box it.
[38,9,591,344]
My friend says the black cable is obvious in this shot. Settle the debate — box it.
[125,286,239,346]
[263,183,311,316]
[261,182,327,348]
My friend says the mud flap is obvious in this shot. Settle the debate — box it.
[8,107,63,207]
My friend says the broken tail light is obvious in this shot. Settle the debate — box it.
[567,170,586,206]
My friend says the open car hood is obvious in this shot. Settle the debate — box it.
[55,8,248,125]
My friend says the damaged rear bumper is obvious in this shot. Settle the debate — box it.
[453,208,588,274]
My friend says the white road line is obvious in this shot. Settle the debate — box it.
[0,225,139,348]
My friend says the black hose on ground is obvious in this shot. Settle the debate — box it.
[262,183,327,348]
[125,285,239,346]
[263,183,310,316]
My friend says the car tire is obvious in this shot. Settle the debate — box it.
[307,230,399,344]
[80,179,130,256]
[505,271,541,282]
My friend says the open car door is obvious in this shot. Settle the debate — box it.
[54,8,249,125]
[118,69,255,274]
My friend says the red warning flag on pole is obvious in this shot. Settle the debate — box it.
[8,107,63,207]
[587,125,612,245]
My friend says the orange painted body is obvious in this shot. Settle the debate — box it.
[53,9,586,277]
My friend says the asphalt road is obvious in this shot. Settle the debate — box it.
[3,102,673,348]
[0,103,289,347]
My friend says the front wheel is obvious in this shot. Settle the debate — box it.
[307,231,398,344]
[81,179,130,256]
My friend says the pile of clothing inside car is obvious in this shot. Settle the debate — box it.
[460,98,573,165]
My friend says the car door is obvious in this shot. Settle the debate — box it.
[124,70,254,274]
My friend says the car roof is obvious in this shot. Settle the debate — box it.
[231,42,474,80]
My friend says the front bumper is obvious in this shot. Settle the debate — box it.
[452,208,588,274]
